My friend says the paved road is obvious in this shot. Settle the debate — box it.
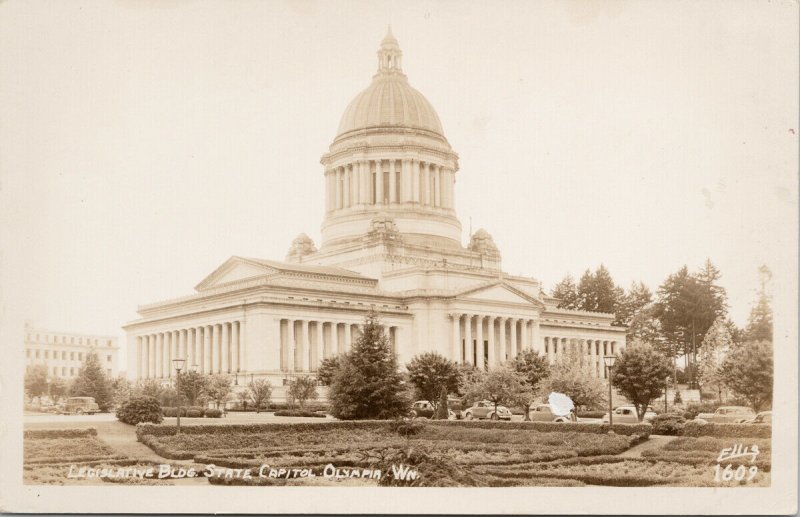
[24,411,337,427]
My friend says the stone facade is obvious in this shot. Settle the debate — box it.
[25,321,120,379]
[123,29,626,395]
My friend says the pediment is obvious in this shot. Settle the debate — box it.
[458,282,545,308]
[195,257,277,291]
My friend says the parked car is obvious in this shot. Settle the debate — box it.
[463,400,512,421]
[60,397,100,415]
[447,397,464,420]
[410,400,456,420]
[602,405,657,424]
[746,411,772,424]
[528,404,576,422]
[694,406,755,424]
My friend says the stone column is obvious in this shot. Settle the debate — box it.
[434,165,441,207]
[464,314,473,365]
[220,322,228,373]
[498,319,507,362]
[315,321,324,369]
[531,319,540,354]
[451,314,461,362]
[301,320,310,372]
[343,166,351,208]
[203,326,212,374]
[336,168,343,209]
[422,162,430,205]
[232,321,240,373]
[508,319,516,359]
[344,323,353,353]
[331,323,340,355]
[413,159,421,203]
[147,335,154,378]
[153,333,161,378]
[590,339,597,378]
[389,159,397,204]
[286,319,295,372]
[475,315,484,370]
[487,317,496,367]
[374,160,384,205]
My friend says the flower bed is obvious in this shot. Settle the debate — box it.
[273,409,327,418]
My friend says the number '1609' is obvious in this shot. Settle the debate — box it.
[714,464,758,482]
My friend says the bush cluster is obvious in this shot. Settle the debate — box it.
[681,421,771,438]
[204,408,223,418]
[273,409,326,418]
[116,396,163,425]
[24,428,97,439]
[651,413,686,436]
[426,420,652,438]
[389,418,425,437]
[682,401,720,420]
[161,407,187,417]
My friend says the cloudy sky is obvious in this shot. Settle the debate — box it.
[2,1,797,371]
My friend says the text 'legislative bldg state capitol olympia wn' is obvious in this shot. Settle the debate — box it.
[124,29,626,398]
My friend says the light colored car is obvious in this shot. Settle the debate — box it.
[602,405,657,424]
[61,397,100,415]
[463,400,512,421]
[746,411,771,424]
[410,400,456,420]
[529,404,576,423]
[694,406,755,424]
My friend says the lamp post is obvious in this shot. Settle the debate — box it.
[172,358,186,434]
[603,355,617,426]
[665,376,670,413]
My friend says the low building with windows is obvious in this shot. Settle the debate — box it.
[24,321,120,379]
[123,29,626,394]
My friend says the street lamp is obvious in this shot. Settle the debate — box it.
[172,358,186,434]
[191,363,199,373]
[603,355,617,426]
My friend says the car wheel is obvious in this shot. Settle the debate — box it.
[490,413,499,421]
[465,412,473,420]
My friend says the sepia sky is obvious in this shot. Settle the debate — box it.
[1,1,797,372]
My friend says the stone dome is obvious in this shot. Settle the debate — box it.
[336,77,444,138]
[335,27,444,139]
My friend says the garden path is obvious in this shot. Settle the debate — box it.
[618,434,677,458]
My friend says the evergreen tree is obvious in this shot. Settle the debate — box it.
[551,274,580,309]
[69,353,113,411]
[744,265,773,342]
[316,355,341,386]
[328,311,410,419]
[618,281,654,329]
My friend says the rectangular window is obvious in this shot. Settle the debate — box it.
[70,367,75,375]
[45,350,49,359]
[79,353,83,360]
[35,350,40,358]
[61,367,66,376]
[26,349,30,358]
[70,352,75,360]
[107,355,112,362]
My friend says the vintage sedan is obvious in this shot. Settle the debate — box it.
[694,406,755,424]
[463,400,512,421]
[528,404,576,422]
[601,405,657,424]
[410,400,456,419]
[60,397,100,415]
[746,411,772,424]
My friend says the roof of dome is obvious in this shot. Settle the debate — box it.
[335,29,444,138]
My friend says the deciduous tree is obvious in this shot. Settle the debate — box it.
[720,340,773,412]
[511,349,550,420]
[610,343,673,421]
[288,376,318,409]
[24,364,49,401]
[204,374,233,409]
[175,370,208,406]
[698,317,733,402]
[471,365,527,418]
[541,347,606,410]
[406,352,460,410]
[247,379,272,412]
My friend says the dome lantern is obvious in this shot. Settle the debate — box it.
[377,25,403,74]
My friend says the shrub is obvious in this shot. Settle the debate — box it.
[577,411,606,419]
[24,428,97,439]
[684,401,719,420]
[116,396,163,425]
[673,390,683,404]
[681,421,771,438]
[162,407,188,417]
[389,419,425,437]
[204,408,223,418]
[186,408,204,418]
[273,409,326,418]
[651,413,686,436]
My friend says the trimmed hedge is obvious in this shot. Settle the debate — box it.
[426,420,652,437]
[273,410,326,418]
[117,396,163,425]
[134,419,651,440]
[24,428,97,439]
[162,407,188,417]
[269,402,329,412]
[577,411,606,419]
[651,413,686,436]
[204,408,223,418]
[681,421,771,438]
[186,408,204,417]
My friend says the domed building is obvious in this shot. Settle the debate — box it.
[124,30,625,397]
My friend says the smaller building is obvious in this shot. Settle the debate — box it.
[24,321,120,379]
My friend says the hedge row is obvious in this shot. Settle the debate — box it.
[426,420,652,437]
[24,428,97,439]
[681,421,771,438]
[273,410,327,418]
[136,420,390,439]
